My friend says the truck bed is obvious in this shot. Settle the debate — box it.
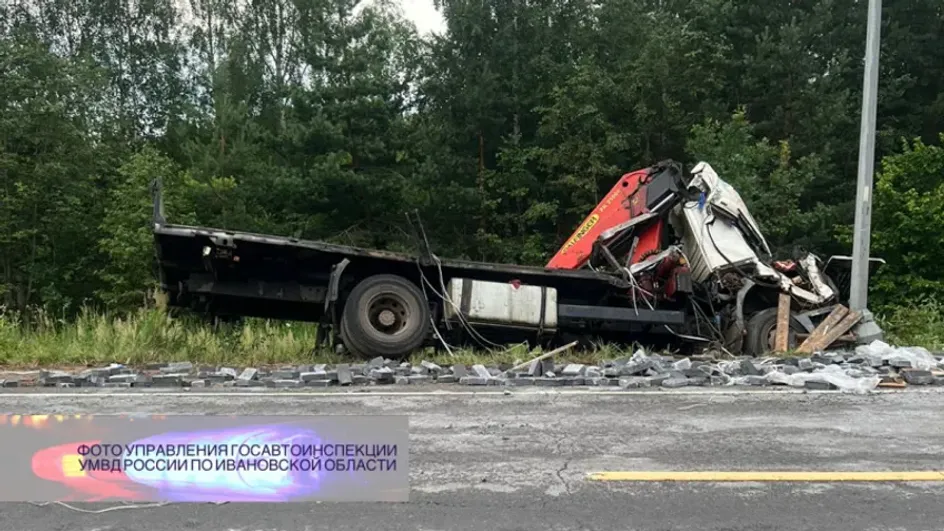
[154,222,622,283]
[153,221,633,323]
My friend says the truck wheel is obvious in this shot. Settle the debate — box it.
[341,274,429,359]
[744,307,804,357]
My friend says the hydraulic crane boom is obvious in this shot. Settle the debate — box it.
[546,161,683,270]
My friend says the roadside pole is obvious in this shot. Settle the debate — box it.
[849,0,884,342]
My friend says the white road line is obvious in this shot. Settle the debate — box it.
[0,388,936,399]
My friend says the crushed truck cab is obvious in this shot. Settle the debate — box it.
[151,159,879,359]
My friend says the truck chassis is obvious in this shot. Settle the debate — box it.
[150,160,879,359]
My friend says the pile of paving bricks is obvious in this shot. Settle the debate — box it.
[0,341,940,392]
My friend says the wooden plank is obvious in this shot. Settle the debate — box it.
[806,310,862,353]
[878,381,907,389]
[774,292,791,352]
[796,333,857,343]
[796,305,849,354]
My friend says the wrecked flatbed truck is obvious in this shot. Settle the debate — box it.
[151,160,881,359]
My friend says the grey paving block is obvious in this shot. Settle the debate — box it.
[336,364,353,386]
[562,364,586,376]
[902,370,935,385]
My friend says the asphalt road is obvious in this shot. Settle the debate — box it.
[2,387,944,530]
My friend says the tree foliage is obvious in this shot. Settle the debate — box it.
[870,135,944,306]
[0,0,942,316]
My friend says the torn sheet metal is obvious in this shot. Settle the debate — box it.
[672,162,836,306]
[687,162,772,257]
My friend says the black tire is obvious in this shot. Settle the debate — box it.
[339,314,365,357]
[744,306,804,357]
[340,274,430,359]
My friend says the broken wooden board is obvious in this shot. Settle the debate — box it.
[877,381,907,389]
[774,292,791,352]
[811,310,862,352]
[796,305,849,354]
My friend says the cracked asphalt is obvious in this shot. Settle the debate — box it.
[3,387,944,530]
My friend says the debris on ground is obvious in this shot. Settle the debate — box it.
[0,340,940,394]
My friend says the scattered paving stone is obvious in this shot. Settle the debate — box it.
[619,360,652,376]
[646,374,671,386]
[804,380,836,390]
[41,371,75,386]
[661,377,689,388]
[889,357,914,369]
[271,379,303,389]
[6,341,933,392]
[238,368,258,381]
[471,364,491,379]
[459,376,490,386]
[369,367,394,382]
[902,370,935,385]
[272,369,300,379]
[421,361,442,373]
[685,376,709,386]
[742,375,769,386]
[108,374,138,384]
[162,362,193,374]
[740,359,761,376]
[300,371,328,382]
[528,359,543,376]
[336,364,353,386]
[619,377,650,389]
[562,364,586,376]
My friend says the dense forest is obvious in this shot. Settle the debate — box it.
[1,0,943,324]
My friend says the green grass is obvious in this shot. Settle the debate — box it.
[0,299,941,369]
[876,297,944,351]
[0,306,632,368]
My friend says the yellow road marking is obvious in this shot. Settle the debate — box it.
[587,471,944,482]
